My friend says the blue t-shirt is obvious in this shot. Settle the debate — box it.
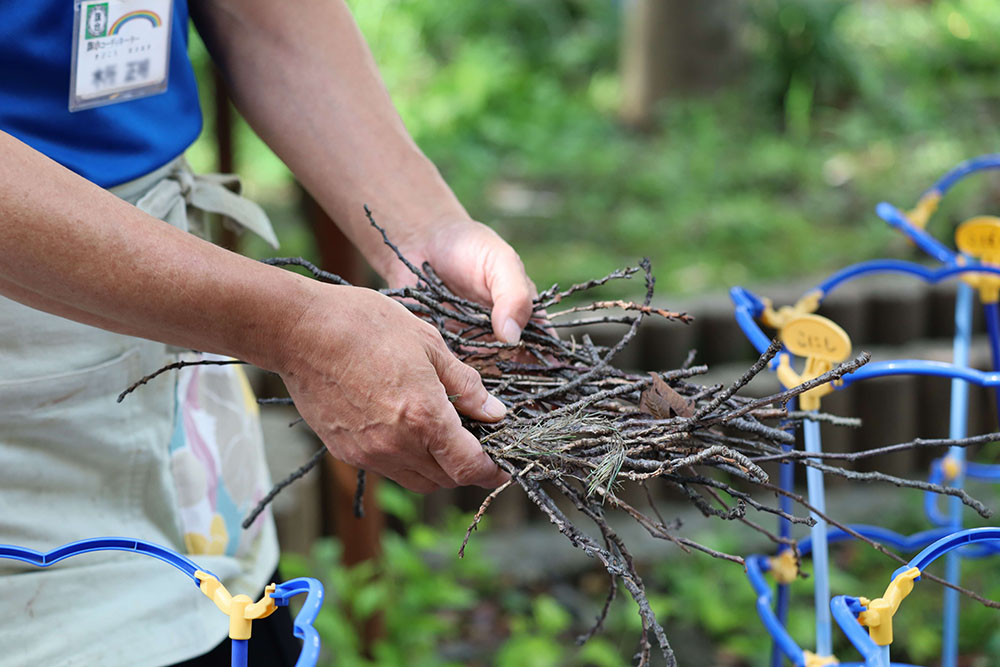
[0,1,203,188]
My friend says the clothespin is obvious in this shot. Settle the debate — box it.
[856,567,921,645]
[195,570,278,640]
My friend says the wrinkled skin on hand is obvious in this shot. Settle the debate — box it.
[388,220,537,345]
[280,220,534,493]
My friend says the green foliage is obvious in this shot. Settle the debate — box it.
[340,0,1000,297]
[281,479,1000,666]
[188,1,1000,298]
[634,498,1000,666]
[751,0,861,128]
[493,592,630,667]
[281,496,485,666]
[283,483,638,666]
[188,3,1000,661]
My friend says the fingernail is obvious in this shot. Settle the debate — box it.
[484,470,512,489]
[482,394,507,419]
[501,317,522,344]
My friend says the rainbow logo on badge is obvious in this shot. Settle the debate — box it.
[109,10,162,34]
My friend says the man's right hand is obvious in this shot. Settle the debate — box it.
[275,283,510,493]
[0,133,508,495]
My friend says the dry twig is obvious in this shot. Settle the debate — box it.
[128,210,998,665]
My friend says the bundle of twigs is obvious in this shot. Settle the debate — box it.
[120,208,997,666]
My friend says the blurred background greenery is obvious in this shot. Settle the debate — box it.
[280,481,1000,667]
[187,0,1000,664]
[189,0,1000,298]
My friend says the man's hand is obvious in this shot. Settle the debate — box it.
[191,0,539,344]
[0,132,518,496]
[388,219,537,345]
[278,283,511,493]
[192,0,538,491]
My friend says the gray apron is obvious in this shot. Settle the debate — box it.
[0,158,280,666]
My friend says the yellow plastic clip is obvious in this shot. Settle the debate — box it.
[906,191,941,230]
[775,314,852,411]
[195,570,278,640]
[955,216,1000,303]
[803,650,839,667]
[856,567,921,646]
[768,549,800,585]
[760,290,823,330]
[942,455,963,482]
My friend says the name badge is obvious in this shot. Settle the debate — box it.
[70,0,173,112]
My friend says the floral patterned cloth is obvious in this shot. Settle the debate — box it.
[170,353,272,557]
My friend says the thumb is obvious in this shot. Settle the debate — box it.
[424,339,510,488]
[427,339,508,422]
[486,250,535,345]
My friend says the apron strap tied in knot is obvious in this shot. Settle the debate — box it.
[133,159,280,249]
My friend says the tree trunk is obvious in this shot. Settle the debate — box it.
[620,0,744,128]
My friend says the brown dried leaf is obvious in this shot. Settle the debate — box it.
[640,372,694,418]
[467,347,523,378]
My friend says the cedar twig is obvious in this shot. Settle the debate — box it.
[699,351,872,427]
[261,257,351,285]
[548,300,693,324]
[789,410,862,427]
[242,445,327,529]
[752,430,1000,464]
[459,476,516,558]
[353,469,367,519]
[127,209,998,661]
[692,337,783,420]
[118,358,245,402]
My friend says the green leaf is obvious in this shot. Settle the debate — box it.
[532,595,572,635]
[576,637,625,667]
[496,635,566,667]
[376,482,420,524]
[352,580,388,620]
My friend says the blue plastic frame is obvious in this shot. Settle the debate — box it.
[0,538,324,667]
[745,525,954,667]
[731,278,1000,665]
[733,153,1000,667]
[831,528,1000,667]
[875,154,1000,667]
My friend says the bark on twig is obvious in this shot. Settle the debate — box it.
[126,208,998,662]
